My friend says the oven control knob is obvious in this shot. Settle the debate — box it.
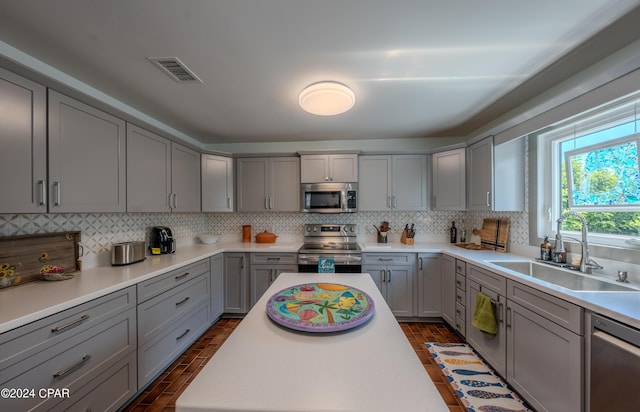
[350,227,355,232]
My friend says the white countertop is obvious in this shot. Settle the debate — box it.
[175,272,449,412]
[2,240,640,333]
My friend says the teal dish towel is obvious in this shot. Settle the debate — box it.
[472,292,498,335]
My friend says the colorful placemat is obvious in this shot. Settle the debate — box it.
[426,342,533,412]
[266,283,374,332]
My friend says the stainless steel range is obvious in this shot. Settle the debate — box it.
[298,224,362,273]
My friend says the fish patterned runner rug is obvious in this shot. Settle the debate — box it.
[426,342,534,412]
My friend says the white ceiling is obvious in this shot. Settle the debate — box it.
[1,0,640,146]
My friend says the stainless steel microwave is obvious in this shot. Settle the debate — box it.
[301,183,357,213]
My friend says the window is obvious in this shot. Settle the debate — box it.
[537,95,640,246]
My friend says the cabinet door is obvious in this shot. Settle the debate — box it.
[210,254,224,321]
[250,266,275,308]
[418,254,442,317]
[300,154,329,183]
[236,158,269,211]
[0,68,47,213]
[494,137,525,211]
[48,90,126,212]
[328,154,358,182]
[393,155,427,210]
[386,265,416,317]
[432,149,466,210]
[223,253,248,314]
[466,279,507,377]
[467,136,493,210]
[171,143,201,212]
[441,255,456,326]
[269,157,300,211]
[126,123,171,212]
[363,266,385,293]
[202,154,233,212]
[507,300,582,412]
[358,156,392,211]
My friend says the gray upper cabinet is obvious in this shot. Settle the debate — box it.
[236,157,300,212]
[48,90,126,212]
[300,153,358,183]
[127,124,200,212]
[127,124,171,212]
[171,143,201,212]
[467,136,525,211]
[0,67,47,213]
[432,148,466,210]
[359,154,427,211]
[466,137,494,211]
[202,154,234,212]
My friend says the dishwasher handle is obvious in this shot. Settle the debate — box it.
[592,313,640,348]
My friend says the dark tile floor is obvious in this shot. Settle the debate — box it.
[123,319,467,411]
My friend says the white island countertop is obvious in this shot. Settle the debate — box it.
[176,272,449,412]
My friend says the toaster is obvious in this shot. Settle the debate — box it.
[111,241,146,266]
[149,226,176,255]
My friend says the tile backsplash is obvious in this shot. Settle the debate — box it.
[0,210,529,268]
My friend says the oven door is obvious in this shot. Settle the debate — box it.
[297,254,362,273]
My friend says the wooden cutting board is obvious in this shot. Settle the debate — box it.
[472,218,509,252]
[0,232,81,288]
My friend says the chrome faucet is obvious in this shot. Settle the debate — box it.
[556,211,603,274]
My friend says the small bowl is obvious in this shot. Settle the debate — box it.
[197,234,220,244]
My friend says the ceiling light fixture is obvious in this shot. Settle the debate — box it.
[299,81,355,116]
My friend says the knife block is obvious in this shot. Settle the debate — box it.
[400,230,414,245]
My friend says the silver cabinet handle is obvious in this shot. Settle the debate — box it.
[53,181,61,206]
[176,296,190,306]
[51,314,89,332]
[269,197,273,209]
[227,197,231,208]
[173,193,178,209]
[497,301,504,324]
[387,196,391,208]
[38,180,46,206]
[54,355,91,378]
[486,191,491,207]
[176,329,191,340]
[265,197,269,210]
[387,269,391,283]
[241,256,245,269]
[506,306,512,328]
[175,272,190,281]
[419,257,423,270]
[392,196,397,208]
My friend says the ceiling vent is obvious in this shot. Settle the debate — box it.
[148,57,203,83]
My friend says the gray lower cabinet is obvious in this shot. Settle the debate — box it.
[224,253,249,314]
[0,287,137,412]
[506,280,583,412]
[417,253,442,318]
[249,253,298,308]
[137,259,211,388]
[441,254,456,325]
[466,264,583,412]
[362,253,416,317]
[210,254,225,321]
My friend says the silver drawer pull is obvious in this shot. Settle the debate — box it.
[175,272,189,281]
[176,296,190,306]
[176,328,191,340]
[54,355,91,378]
[51,314,89,332]
[378,258,393,262]
[267,257,281,262]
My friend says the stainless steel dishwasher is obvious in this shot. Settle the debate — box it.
[590,313,640,411]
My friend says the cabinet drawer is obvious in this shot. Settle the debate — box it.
[455,272,466,291]
[138,258,210,303]
[455,316,466,336]
[138,301,210,387]
[455,259,466,275]
[455,302,466,322]
[455,288,466,306]
[467,264,507,295]
[44,350,137,412]
[250,253,297,265]
[507,279,583,334]
[1,308,136,411]
[363,253,414,265]
[138,272,210,345]
[0,286,135,370]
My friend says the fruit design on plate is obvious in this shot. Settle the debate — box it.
[266,283,375,332]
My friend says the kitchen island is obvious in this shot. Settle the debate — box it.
[176,272,449,412]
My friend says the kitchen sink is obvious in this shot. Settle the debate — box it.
[488,260,638,292]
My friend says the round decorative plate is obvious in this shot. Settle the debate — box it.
[266,283,375,332]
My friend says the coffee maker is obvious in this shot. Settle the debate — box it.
[149,226,176,255]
